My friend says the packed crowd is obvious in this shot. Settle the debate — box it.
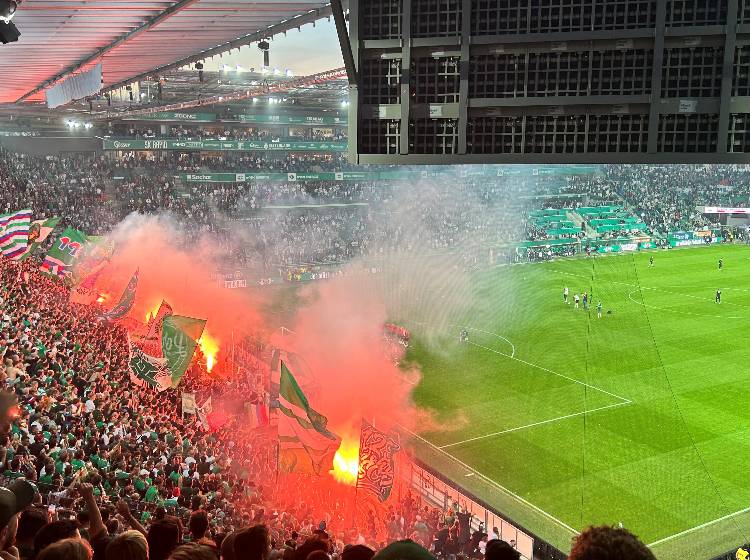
[3,145,749,271]
[0,255,661,560]
[603,165,750,234]
[110,125,347,143]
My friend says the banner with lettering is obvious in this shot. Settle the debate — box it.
[40,228,88,278]
[103,138,347,152]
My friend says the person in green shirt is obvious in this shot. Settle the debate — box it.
[71,449,86,472]
[143,485,159,503]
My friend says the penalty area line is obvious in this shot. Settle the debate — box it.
[438,401,631,449]
[468,341,632,404]
[400,425,579,536]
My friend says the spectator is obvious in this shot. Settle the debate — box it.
[568,526,656,560]
[16,508,48,560]
[34,521,80,558]
[168,543,218,560]
[484,539,519,560]
[147,518,182,560]
[234,526,271,560]
[105,530,149,560]
[36,538,92,560]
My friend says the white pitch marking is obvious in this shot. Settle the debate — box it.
[552,268,750,305]
[407,319,516,358]
[468,341,632,404]
[452,323,516,358]
[400,426,579,535]
[648,504,750,547]
[439,401,631,449]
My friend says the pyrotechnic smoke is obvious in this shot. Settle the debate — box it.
[266,168,525,441]
[92,213,263,355]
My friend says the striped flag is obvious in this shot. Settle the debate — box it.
[0,209,32,260]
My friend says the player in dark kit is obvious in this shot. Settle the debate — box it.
[459,329,469,343]
[649,256,654,268]
[719,258,723,270]
[716,289,721,304]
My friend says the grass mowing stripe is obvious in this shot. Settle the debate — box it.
[403,245,750,557]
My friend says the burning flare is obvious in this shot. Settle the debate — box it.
[331,439,360,486]
[199,331,219,372]
[96,293,108,304]
[145,302,162,323]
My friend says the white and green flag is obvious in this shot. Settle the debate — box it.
[128,336,172,392]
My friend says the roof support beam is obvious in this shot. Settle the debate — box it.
[15,0,202,103]
[330,0,356,86]
[90,67,346,120]
[98,3,346,97]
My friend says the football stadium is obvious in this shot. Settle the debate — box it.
[1,2,750,560]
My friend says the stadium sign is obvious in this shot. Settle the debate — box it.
[102,138,347,152]
[236,114,347,125]
[701,206,750,214]
[668,229,722,247]
[121,112,217,122]
[181,172,379,182]
[178,167,596,183]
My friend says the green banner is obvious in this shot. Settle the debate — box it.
[236,114,346,125]
[102,138,347,152]
[178,166,598,183]
[40,227,89,277]
[100,270,139,320]
[122,112,216,122]
[162,315,206,388]
[181,172,374,183]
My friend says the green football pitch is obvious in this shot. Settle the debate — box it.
[400,244,750,560]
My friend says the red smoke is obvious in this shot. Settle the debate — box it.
[276,272,427,441]
[85,214,262,355]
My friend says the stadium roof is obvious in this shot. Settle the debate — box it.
[1,0,336,104]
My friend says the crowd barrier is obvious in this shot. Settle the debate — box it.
[395,456,568,560]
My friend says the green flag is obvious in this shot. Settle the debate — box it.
[128,337,172,392]
[161,315,206,388]
[40,227,88,278]
[276,360,340,475]
[100,270,139,321]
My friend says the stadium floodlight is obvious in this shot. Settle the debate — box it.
[236,65,244,73]
[0,0,17,21]
[285,69,294,77]
[273,68,280,76]
[252,97,258,103]
[260,67,269,75]
[222,64,231,72]
[258,40,270,67]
